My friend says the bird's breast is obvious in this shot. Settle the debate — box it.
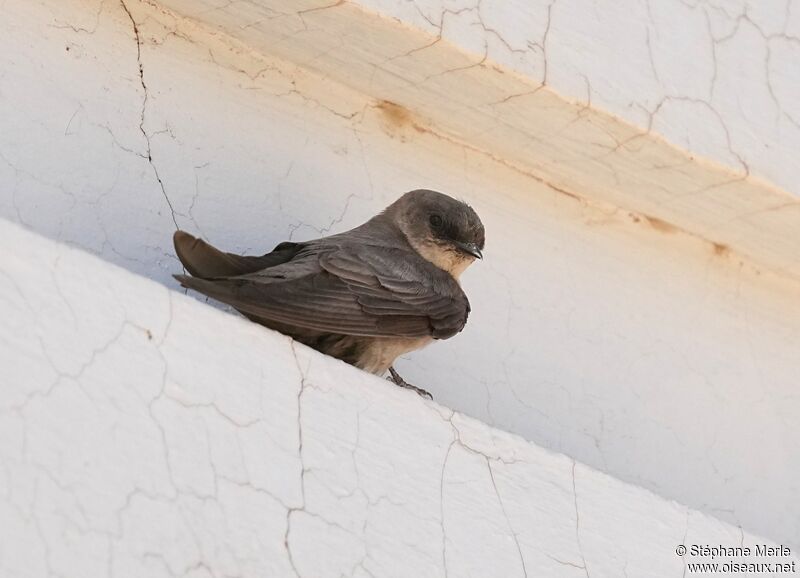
[356,336,434,375]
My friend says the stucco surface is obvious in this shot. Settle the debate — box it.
[3,218,798,577]
[2,0,800,548]
[356,0,800,198]
[154,0,800,282]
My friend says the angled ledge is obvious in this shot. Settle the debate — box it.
[2,218,795,575]
[148,0,800,283]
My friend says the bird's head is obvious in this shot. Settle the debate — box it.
[390,189,485,277]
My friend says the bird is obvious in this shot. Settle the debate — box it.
[173,189,485,398]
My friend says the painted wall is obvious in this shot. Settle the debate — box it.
[3,218,798,578]
[2,0,799,548]
[357,0,800,197]
[153,0,800,282]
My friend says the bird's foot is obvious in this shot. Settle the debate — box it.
[388,366,433,400]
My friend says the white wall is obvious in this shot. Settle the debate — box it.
[2,0,800,549]
[3,218,798,578]
[153,0,800,282]
[356,0,800,197]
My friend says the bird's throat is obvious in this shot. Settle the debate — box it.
[411,240,474,279]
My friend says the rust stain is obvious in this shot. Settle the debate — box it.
[547,182,581,202]
[712,242,730,257]
[643,215,678,234]
[634,213,737,261]
[375,100,427,142]
[376,100,413,128]
[372,101,756,277]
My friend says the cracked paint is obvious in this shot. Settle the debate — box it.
[153,0,800,284]
[3,0,800,557]
[4,219,795,576]
[120,0,180,231]
[355,0,800,198]
[571,461,590,578]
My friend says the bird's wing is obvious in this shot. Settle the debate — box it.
[174,230,302,278]
[174,243,470,339]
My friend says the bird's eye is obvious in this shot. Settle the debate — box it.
[429,214,443,228]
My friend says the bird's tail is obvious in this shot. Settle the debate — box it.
[173,230,302,279]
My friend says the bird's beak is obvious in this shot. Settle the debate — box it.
[454,241,483,260]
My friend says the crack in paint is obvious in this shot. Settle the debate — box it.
[119,0,180,231]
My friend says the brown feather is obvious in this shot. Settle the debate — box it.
[173,230,300,278]
[171,189,483,375]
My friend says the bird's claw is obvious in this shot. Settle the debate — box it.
[388,367,433,400]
